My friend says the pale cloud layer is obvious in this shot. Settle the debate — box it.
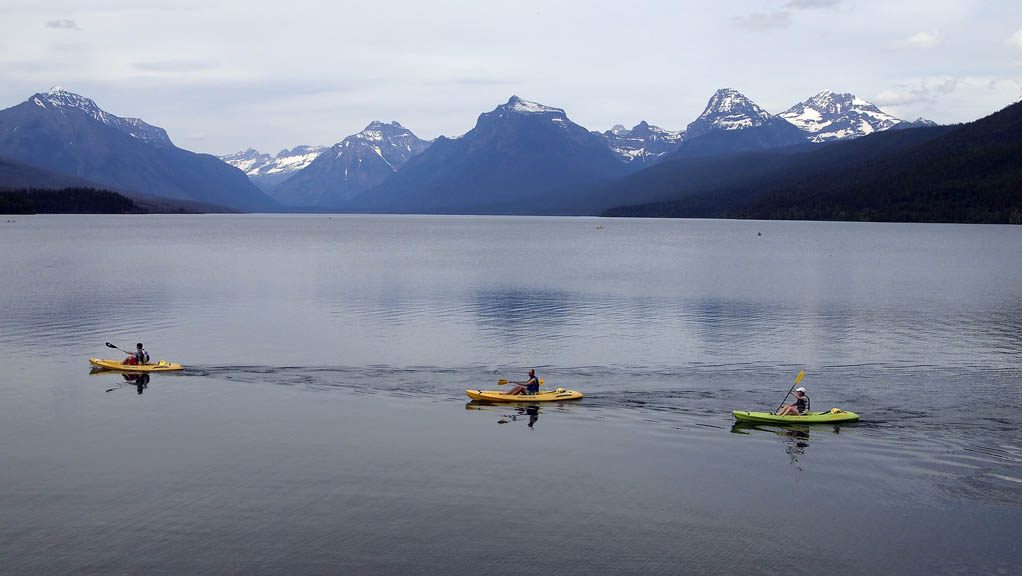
[1009,27,1022,49]
[0,0,1019,154]
[905,30,943,49]
[731,11,792,30]
[785,0,841,8]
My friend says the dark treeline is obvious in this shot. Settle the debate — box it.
[0,187,147,214]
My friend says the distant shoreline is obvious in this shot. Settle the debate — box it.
[0,187,210,215]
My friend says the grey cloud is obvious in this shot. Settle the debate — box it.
[731,11,791,31]
[874,78,959,106]
[45,19,81,30]
[732,0,839,32]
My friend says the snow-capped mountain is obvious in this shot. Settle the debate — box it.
[676,88,807,157]
[221,148,272,173]
[685,88,774,140]
[0,87,275,210]
[891,117,939,130]
[779,90,902,142]
[597,121,683,166]
[349,95,628,213]
[270,121,430,208]
[220,145,326,190]
[31,86,173,147]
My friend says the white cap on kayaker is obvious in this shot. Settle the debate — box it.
[795,387,806,393]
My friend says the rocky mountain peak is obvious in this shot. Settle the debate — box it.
[686,88,772,140]
[503,95,565,116]
[30,87,173,147]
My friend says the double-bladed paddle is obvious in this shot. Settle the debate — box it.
[497,378,546,386]
[106,342,132,355]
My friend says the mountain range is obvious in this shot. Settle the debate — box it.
[218,88,913,210]
[602,99,1022,223]
[3,86,1016,223]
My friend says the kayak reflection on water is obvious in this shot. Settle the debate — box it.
[95,371,151,394]
[466,401,541,429]
[122,372,151,394]
[498,405,540,429]
[731,422,812,469]
[730,422,846,470]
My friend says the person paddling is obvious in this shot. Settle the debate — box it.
[121,343,149,366]
[776,387,809,416]
[503,369,539,396]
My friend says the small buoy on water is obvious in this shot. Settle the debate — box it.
[757,232,762,236]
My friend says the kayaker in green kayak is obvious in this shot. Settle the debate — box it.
[502,369,540,396]
[121,343,149,366]
[776,387,809,416]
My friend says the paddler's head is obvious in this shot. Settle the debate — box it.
[795,387,806,395]
[136,343,143,349]
[528,368,535,377]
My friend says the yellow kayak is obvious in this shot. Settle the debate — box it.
[466,389,583,402]
[89,358,183,372]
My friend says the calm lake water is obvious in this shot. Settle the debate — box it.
[1,214,1019,575]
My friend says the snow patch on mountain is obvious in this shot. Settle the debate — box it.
[508,96,564,115]
[597,121,683,165]
[779,90,901,142]
[480,96,571,129]
[220,145,326,178]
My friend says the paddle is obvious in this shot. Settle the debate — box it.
[106,342,132,355]
[497,379,546,386]
[774,370,804,414]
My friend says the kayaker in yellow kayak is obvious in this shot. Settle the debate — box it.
[502,369,539,395]
[776,387,809,416]
[121,343,149,366]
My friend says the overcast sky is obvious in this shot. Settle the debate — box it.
[1,0,1020,155]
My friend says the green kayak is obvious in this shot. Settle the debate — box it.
[732,409,859,424]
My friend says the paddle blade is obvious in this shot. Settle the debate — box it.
[106,342,118,349]
[795,370,804,385]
